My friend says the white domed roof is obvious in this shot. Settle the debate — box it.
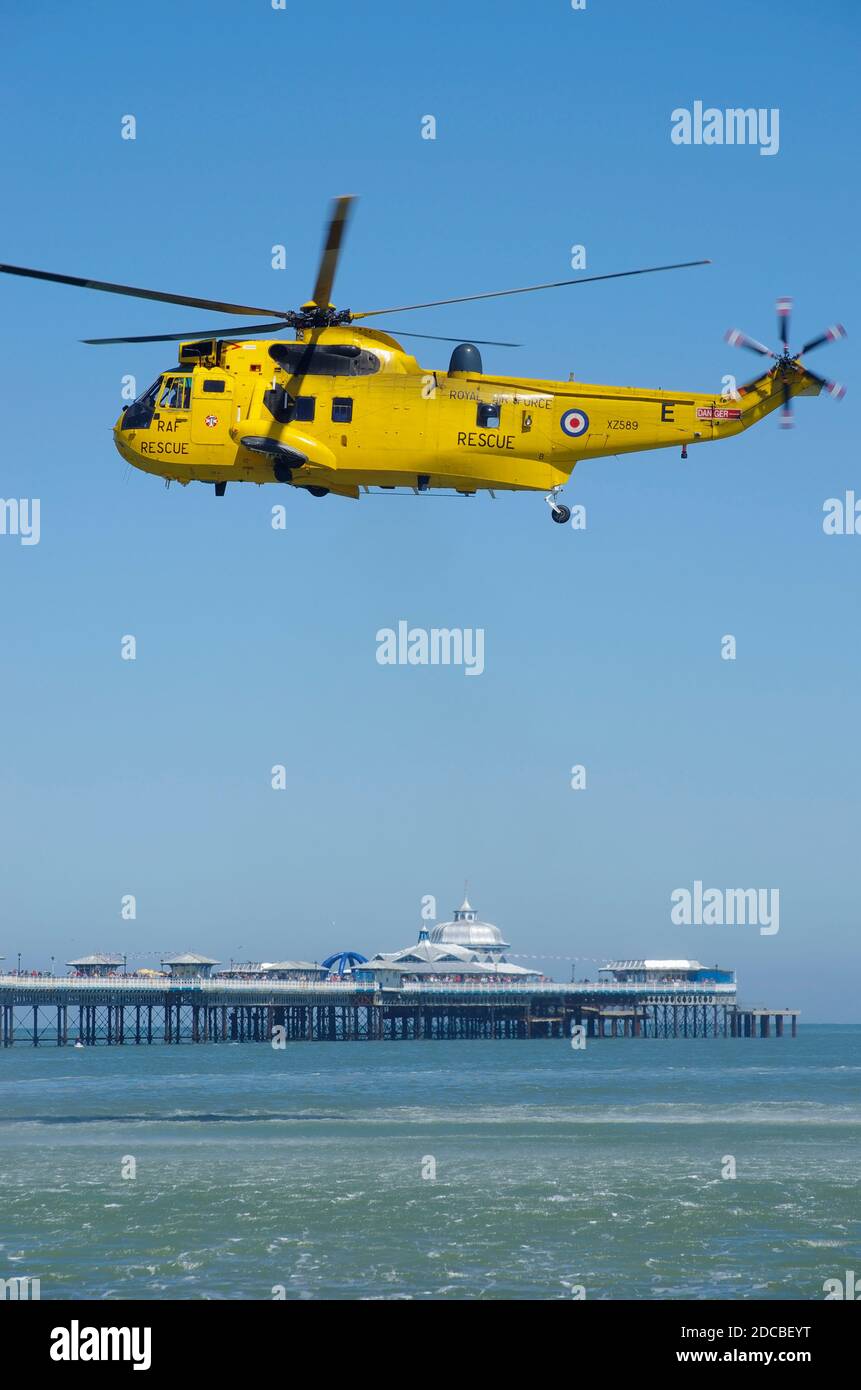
[429,899,510,953]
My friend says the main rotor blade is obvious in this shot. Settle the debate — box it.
[82,320,291,345]
[799,323,847,355]
[776,296,792,348]
[0,262,286,319]
[309,195,355,311]
[350,260,711,320]
[377,327,520,347]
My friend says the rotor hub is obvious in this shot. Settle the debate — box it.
[290,305,354,330]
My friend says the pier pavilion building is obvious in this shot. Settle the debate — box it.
[355,899,541,985]
[66,954,125,978]
[161,953,220,979]
[600,960,735,986]
[214,961,328,983]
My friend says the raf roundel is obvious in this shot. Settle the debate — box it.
[560,408,589,438]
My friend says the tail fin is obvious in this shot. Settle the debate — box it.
[737,364,822,431]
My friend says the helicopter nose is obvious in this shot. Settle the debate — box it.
[113,415,137,462]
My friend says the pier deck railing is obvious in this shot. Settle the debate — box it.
[0,974,737,998]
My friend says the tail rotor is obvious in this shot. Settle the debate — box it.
[725,297,847,429]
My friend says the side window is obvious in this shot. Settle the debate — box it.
[477,402,500,428]
[263,388,317,424]
[332,397,353,424]
[159,376,192,409]
[202,379,226,393]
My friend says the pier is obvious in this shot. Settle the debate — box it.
[0,976,798,1046]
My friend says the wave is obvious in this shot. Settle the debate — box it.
[0,1111,348,1126]
[1,1101,858,1129]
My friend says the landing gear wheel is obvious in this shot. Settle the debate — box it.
[545,488,570,525]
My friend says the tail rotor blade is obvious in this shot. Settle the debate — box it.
[779,380,794,428]
[799,323,847,356]
[776,296,792,348]
[725,328,776,358]
[805,369,847,399]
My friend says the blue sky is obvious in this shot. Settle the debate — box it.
[0,1,858,1018]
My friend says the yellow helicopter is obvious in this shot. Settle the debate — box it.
[0,198,846,523]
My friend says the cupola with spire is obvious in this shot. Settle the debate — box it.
[429,895,510,961]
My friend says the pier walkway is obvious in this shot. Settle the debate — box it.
[0,975,797,1045]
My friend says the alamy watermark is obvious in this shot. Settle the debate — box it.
[50,1323,151,1370]
[823,492,861,535]
[376,621,485,676]
[823,1270,860,1300]
[671,880,779,936]
[1,1276,40,1300]
[671,102,779,157]
[1,498,40,545]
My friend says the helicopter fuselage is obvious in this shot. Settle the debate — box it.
[113,326,822,499]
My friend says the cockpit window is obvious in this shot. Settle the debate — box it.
[121,378,162,430]
[158,376,192,409]
[135,378,161,406]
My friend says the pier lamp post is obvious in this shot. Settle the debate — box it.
[122,954,127,976]
[50,955,54,977]
[17,952,21,975]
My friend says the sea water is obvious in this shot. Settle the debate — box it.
[0,1026,857,1300]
